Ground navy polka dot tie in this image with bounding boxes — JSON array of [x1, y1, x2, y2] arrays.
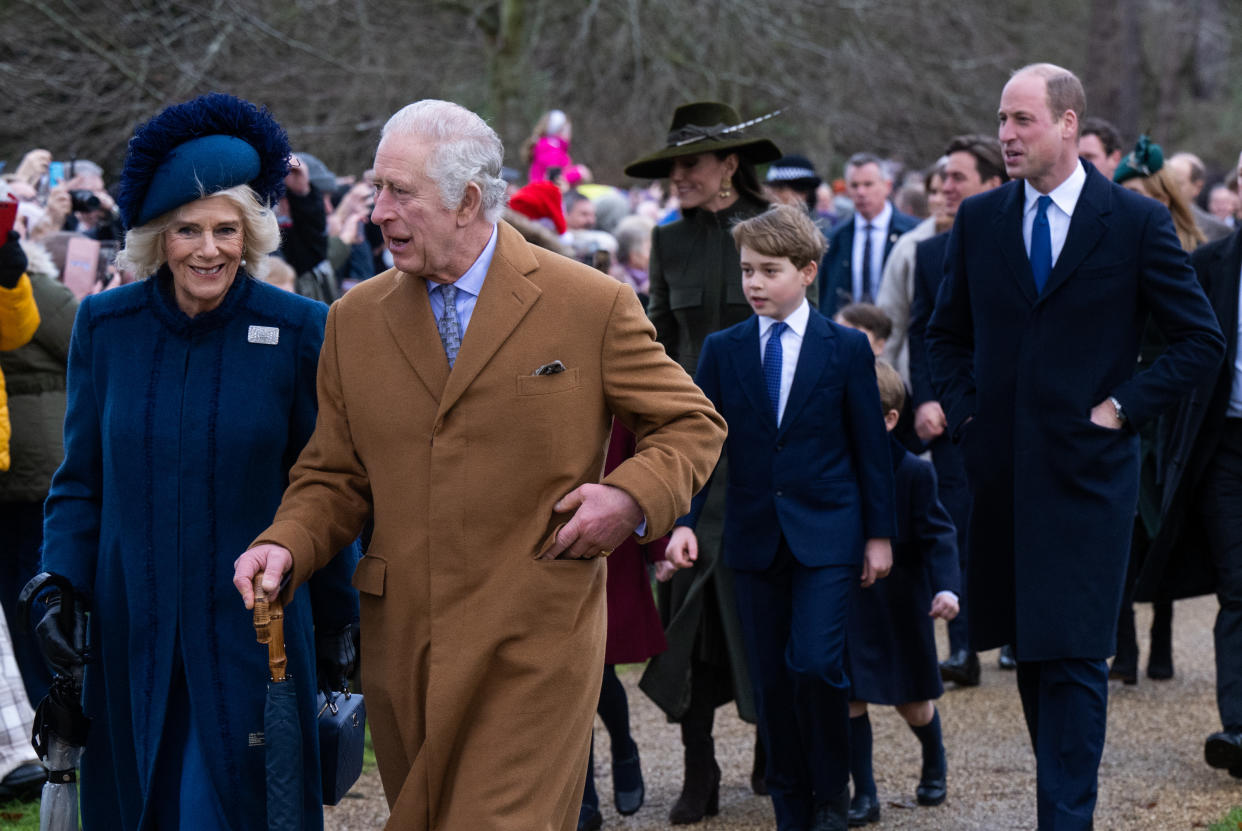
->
[[764, 321, 786, 420]]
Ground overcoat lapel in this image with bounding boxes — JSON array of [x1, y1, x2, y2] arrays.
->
[[1040, 170, 1110, 301], [438, 223, 542, 418], [728, 317, 776, 431], [1211, 234, 1242, 371], [380, 271, 450, 400], [994, 183, 1038, 306], [780, 313, 832, 433]]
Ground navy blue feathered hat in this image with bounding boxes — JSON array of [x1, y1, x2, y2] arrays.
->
[[116, 93, 291, 229]]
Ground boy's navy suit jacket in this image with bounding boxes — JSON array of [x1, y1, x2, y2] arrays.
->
[[679, 309, 896, 571]]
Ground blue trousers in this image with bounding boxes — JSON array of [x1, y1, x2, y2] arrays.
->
[[734, 542, 853, 831], [1015, 657, 1108, 831]]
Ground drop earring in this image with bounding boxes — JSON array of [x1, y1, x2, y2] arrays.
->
[[718, 178, 733, 201]]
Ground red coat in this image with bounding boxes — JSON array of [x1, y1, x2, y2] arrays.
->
[[604, 424, 669, 664]]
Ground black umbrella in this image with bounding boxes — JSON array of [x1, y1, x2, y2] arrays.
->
[[253, 582, 304, 831], [18, 572, 90, 831]]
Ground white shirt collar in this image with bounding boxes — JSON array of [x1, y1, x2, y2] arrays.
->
[[758, 298, 810, 339], [856, 201, 893, 232], [1024, 161, 1087, 218], [427, 223, 498, 298]]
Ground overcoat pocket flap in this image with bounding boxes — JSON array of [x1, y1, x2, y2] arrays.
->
[[517, 368, 581, 396], [669, 287, 704, 309], [351, 556, 386, 596]]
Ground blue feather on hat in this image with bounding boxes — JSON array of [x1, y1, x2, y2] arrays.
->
[[116, 92, 291, 229]]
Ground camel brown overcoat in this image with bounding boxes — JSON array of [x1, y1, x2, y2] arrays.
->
[[255, 221, 726, 830]]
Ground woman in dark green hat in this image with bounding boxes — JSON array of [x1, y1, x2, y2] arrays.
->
[[628, 101, 779, 825]]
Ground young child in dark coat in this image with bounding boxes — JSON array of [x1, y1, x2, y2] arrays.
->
[[844, 360, 960, 826]]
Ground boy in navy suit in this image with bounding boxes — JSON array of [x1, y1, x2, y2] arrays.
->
[[666, 204, 896, 831], [844, 360, 960, 826]]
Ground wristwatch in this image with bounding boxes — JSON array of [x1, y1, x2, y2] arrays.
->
[[1108, 396, 1126, 426]]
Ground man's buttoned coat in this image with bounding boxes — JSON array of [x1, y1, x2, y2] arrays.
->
[[926, 163, 1223, 661], [254, 221, 726, 830]]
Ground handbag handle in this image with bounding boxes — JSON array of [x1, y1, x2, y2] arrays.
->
[[253, 579, 289, 682]]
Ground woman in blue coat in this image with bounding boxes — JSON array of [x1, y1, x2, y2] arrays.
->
[[39, 94, 359, 830]]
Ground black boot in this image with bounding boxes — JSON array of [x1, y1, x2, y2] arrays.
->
[[669, 692, 720, 826], [998, 644, 1018, 669], [751, 727, 768, 795], [1147, 600, 1174, 680], [668, 749, 720, 825], [1110, 601, 1138, 684]]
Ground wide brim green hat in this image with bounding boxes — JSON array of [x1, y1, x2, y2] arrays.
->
[[624, 101, 782, 180]]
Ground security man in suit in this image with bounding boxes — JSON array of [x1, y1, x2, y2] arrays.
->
[[926, 63, 1223, 829], [819, 153, 918, 316]]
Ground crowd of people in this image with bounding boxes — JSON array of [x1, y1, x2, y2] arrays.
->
[[0, 58, 1240, 831]]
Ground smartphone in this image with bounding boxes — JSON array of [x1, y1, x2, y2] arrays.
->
[[47, 161, 65, 189]]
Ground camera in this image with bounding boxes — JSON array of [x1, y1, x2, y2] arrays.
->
[[70, 190, 101, 213]]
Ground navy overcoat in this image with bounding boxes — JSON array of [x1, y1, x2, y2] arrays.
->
[[926, 163, 1223, 661], [42, 271, 359, 830], [847, 437, 958, 705]]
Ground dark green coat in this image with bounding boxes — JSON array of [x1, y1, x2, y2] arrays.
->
[[0, 268, 77, 502], [640, 198, 764, 722]]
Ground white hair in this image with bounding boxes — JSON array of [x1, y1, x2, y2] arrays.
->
[[381, 100, 508, 224], [117, 185, 279, 280]]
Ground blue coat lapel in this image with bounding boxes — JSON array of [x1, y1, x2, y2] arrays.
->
[[728, 317, 777, 430], [994, 181, 1038, 306], [780, 311, 833, 434], [1040, 167, 1111, 302]]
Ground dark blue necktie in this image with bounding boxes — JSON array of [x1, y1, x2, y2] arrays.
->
[[764, 321, 786, 420], [1030, 195, 1052, 293], [861, 224, 875, 301]]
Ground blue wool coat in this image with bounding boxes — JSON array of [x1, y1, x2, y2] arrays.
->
[[926, 164, 1223, 660], [847, 437, 959, 705], [42, 270, 359, 830]]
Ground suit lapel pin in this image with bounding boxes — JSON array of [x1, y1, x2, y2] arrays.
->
[[248, 325, 280, 345]]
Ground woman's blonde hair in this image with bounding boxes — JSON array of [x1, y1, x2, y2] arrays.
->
[[117, 184, 281, 280], [1128, 169, 1206, 252]]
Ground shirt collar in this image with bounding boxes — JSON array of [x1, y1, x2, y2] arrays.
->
[[758, 298, 810, 339], [856, 201, 892, 232], [426, 223, 498, 298], [1024, 161, 1086, 217]]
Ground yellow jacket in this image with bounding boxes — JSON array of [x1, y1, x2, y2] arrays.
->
[[0, 274, 41, 470]]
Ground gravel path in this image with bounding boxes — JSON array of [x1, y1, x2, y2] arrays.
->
[[326, 594, 1241, 829]]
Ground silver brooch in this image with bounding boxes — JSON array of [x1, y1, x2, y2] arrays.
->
[[248, 325, 280, 345]]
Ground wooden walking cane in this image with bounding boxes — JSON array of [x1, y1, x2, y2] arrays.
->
[[253, 579, 288, 682]]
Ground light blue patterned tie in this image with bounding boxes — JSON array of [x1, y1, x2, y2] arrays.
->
[[1030, 195, 1052, 293], [436, 283, 461, 368], [764, 321, 786, 421]]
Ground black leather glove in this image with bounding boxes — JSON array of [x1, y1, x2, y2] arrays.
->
[[34, 592, 89, 689], [0, 231, 27, 289], [316, 621, 359, 695]]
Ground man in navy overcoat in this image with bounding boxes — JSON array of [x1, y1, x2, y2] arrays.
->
[[926, 63, 1224, 830]]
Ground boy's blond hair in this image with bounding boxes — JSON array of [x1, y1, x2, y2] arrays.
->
[[875, 359, 905, 415], [731, 204, 827, 268]]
